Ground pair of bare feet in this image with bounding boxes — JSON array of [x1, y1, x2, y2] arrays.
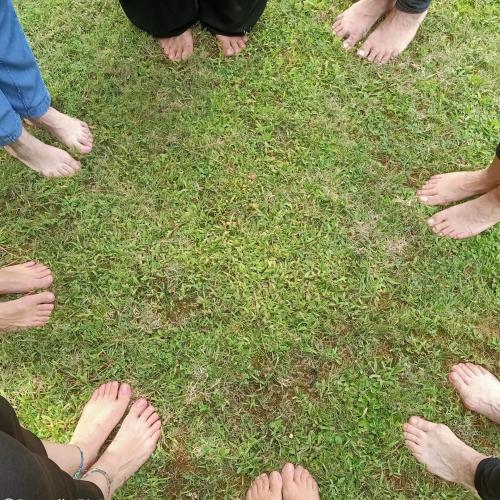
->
[[246, 463, 320, 500], [0, 261, 55, 332], [404, 363, 500, 493], [159, 29, 248, 61], [332, 0, 427, 63], [44, 382, 160, 499], [4, 107, 93, 177], [418, 154, 500, 239]]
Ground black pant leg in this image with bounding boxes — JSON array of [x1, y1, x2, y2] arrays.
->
[[396, 0, 431, 13], [0, 395, 47, 455], [199, 0, 268, 36], [475, 457, 500, 500], [496, 142, 500, 160], [118, 0, 197, 38], [0, 396, 103, 500]]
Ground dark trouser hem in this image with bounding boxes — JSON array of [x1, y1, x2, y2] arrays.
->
[[201, 23, 246, 36], [119, 0, 196, 38], [0, 396, 104, 500], [395, 0, 431, 13], [474, 457, 500, 500], [119, 0, 267, 38], [496, 141, 500, 160], [200, 0, 267, 36]]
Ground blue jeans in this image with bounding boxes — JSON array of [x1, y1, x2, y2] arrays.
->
[[0, 0, 51, 147]]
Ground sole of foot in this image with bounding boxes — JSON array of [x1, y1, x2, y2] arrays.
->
[[215, 34, 248, 56], [427, 186, 500, 239], [332, 0, 395, 50], [0, 292, 55, 332], [159, 29, 194, 61], [5, 127, 81, 177], [418, 169, 500, 206], [70, 382, 132, 468], [403, 416, 485, 491], [449, 363, 500, 424], [246, 471, 282, 500], [0, 262, 53, 294], [27, 107, 93, 155], [357, 7, 427, 63], [87, 399, 161, 497], [281, 463, 320, 500]]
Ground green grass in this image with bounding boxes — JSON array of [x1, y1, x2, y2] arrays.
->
[[1, 0, 499, 498]]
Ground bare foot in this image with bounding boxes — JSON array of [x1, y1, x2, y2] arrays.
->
[[5, 128, 81, 177], [332, 0, 395, 50], [246, 471, 282, 500], [418, 170, 500, 206], [357, 7, 427, 63], [0, 292, 55, 332], [70, 382, 132, 468], [159, 29, 194, 62], [281, 463, 320, 500], [84, 399, 161, 497], [403, 416, 485, 491], [0, 262, 53, 294], [216, 34, 248, 56], [449, 363, 500, 424], [27, 107, 93, 154], [427, 186, 500, 239]]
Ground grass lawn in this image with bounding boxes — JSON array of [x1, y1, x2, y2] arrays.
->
[[1, 0, 499, 498]]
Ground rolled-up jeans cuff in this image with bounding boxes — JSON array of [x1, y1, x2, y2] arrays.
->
[[18, 91, 51, 119], [0, 113, 22, 147]]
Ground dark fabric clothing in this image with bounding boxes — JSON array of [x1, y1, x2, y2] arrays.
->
[[496, 142, 500, 160], [119, 0, 267, 38], [0, 396, 103, 500], [396, 0, 431, 14], [475, 457, 500, 500]]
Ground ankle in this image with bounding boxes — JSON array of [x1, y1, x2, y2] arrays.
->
[[70, 439, 98, 469], [6, 128, 32, 152], [30, 107, 58, 127], [486, 156, 500, 183], [88, 454, 120, 497], [462, 450, 487, 491], [488, 185, 500, 206]]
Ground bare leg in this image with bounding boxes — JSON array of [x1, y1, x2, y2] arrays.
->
[[42, 442, 86, 476]]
